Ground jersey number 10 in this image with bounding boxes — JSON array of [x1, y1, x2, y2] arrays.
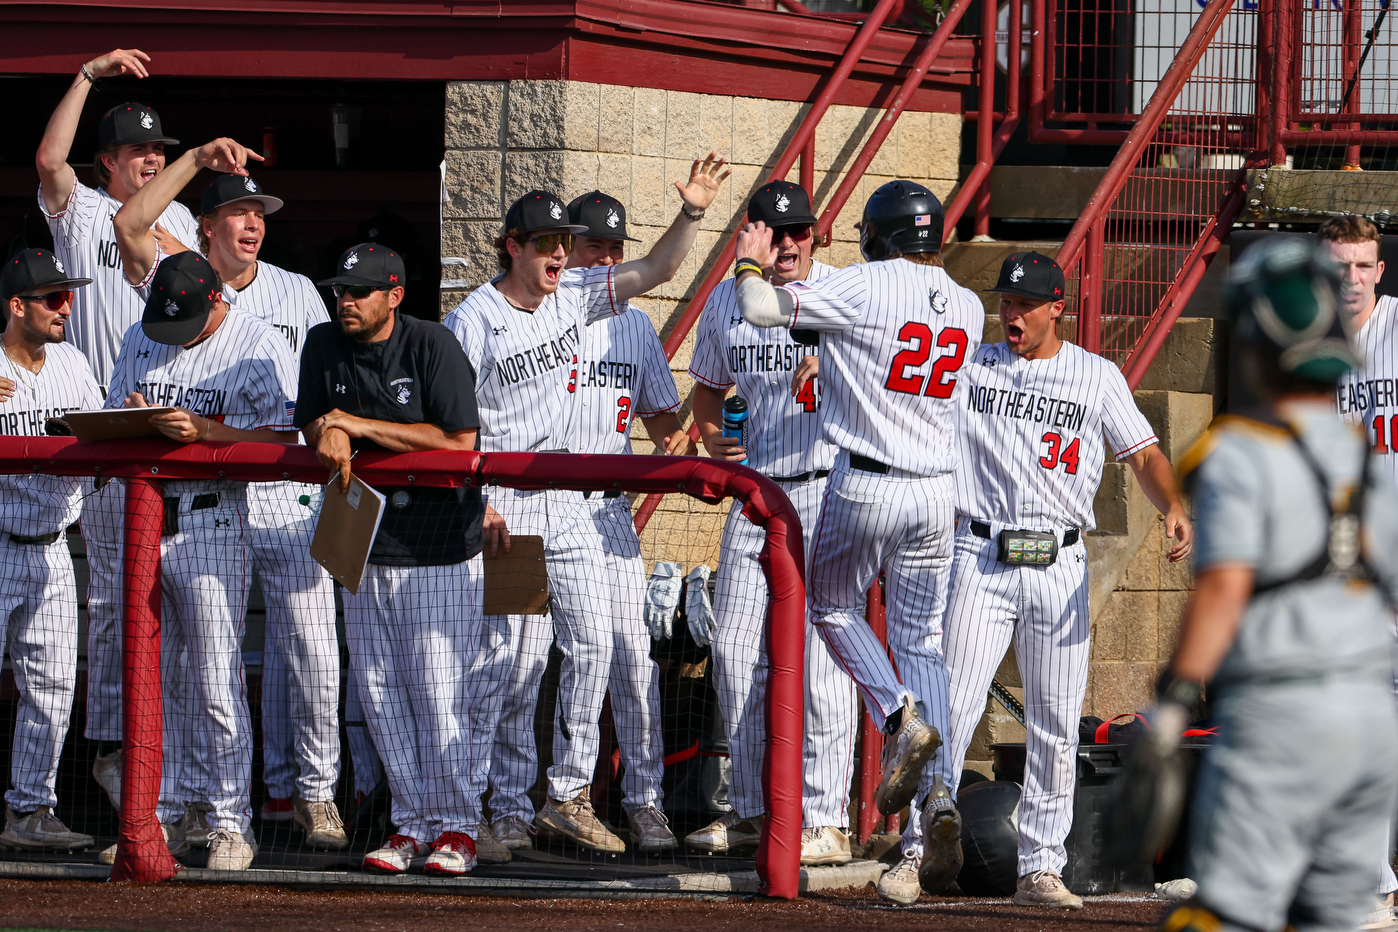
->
[[884, 325, 969, 398], [1371, 414, 1398, 454]]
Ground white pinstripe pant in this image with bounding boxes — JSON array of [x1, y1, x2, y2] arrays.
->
[[936, 525, 1090, 875], [0, 533, 79, 812], [807, 455, 956, 849], [345, 558, 483, 841], [712, 476, 858, 828]]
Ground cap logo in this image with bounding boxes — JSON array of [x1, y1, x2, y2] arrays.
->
[[344, 252, 360, 270], [549, 201, 563, 221], [775, 194, 790, 213], [51, 256, 66, 275], [244, 177, 257, 192], [930, 289, 948, 314], [1009, 263, 1025, 283], [606, 209, 620, 229], [140, 112, 154, 130], [163, 299, 180, 318]]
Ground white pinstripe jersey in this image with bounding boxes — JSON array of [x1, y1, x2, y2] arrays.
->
[[39, 180, 200, 388], [690, 260, 838, 477], [1336, 295, 1398, 486], [221, 260, 331, 528], [572, 306, 680, 455], [444, 266, 621, 453], [105, 307, 298, 497], [955, 340, 1157, 531], [0, 341, 102, 536], [780, 259, 983, 475]]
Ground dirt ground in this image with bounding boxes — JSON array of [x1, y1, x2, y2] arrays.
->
[[0, 881, 1171, 932]]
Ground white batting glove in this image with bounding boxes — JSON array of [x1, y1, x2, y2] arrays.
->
[[685, 564, 716, 649], [645, 562, 684, 640]]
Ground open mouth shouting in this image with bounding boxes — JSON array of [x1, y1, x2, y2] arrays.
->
[[1005, 319, 1026, 345], [773, 248, 800, 276], [543, 260, 563, 285], [139, 168, 158, 184]]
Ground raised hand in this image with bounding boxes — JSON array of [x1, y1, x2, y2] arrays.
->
[[192, 137, 264, 176], [675, 152, 731, 213], [735, 221, 777, 270], [85, 49, 151, 81], [151, 223, 189, 258]]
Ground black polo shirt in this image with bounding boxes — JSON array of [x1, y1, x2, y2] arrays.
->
[[295, 313, 483, 566]]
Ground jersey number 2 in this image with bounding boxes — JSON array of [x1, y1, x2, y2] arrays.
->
[[616, 396, 632, 434], [884, 325, 968, 398], [1039, 432, 1080, 474]]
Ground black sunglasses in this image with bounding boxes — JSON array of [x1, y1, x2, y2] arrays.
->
[[332, 284, 388, 300], [20, 290, 73, 311]]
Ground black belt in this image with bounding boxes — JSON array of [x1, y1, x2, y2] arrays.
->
[[582, 489, 622, 500], [8, 531, 60, 546], [970, 520, 1080, 548], [848, 454, 890, 474], [768, 469, 831, 483]]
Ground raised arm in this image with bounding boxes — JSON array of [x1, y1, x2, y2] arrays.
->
[[36, 49, 151, 214], [113, 137, 261, 285], [610, 153, 730, 305]]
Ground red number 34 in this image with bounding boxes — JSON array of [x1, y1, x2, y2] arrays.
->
[[1039, 431, 1080, 474], [884, 324, 969, 398]]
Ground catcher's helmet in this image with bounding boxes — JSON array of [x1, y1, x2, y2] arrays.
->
[[859, 180, 945, 262], [1227, 237, 1358, 384]]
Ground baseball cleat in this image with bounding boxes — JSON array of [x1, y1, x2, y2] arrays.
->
[[473, 822, 512, 865], [490, 815, 536, 851], [1359, 894, 1398, 932], [625, 805, 678, 854], [259, 797, 294, 822], [92, 749, 122, 811], [876, 853, 922, 906], [917, 776, 963, 894], [363, 834, 429, 873], [799, 826, 852, 866], [1013, 870, 1083, 909], [98, 822, 189, 865], [172, 802, 214, 849], [423, 831, 476, 876], [684, 810, 765, 855], [205, 829, 257, 871], [293, 798, 348, 849], [1, 806, 94, 850], [876, 696, 940, 815], [535, 791, 626, 854]]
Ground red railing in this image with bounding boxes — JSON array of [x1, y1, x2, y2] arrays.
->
[[0, 439, 808, 898]]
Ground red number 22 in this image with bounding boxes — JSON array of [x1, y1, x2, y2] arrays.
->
[[884, 324, 969, 398]]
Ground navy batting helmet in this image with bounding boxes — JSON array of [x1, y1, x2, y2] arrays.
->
[[858, 180, 945, 262]]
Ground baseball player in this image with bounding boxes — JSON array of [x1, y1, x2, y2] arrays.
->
[[1319, 217, 1398, 929], [111, 135, 301, 869], [0, 250, 99, 852], [934, 252, 1191, 909], [553, 190, 691, 853], [128, 164, 343, 848], [35, 49, 200, 810], [685, 180, 858, 866], [444, 155, 729, 856], [1156, 238, 1398, 932], [733, 180, 982, 905], [297, 243, 485, 877]]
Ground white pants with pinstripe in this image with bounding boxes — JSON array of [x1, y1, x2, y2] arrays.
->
[[936, 523, 1090, 875], [806, 454, 956, 852], [712, 476, 858, 828]]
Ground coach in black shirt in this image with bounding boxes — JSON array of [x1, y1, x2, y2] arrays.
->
[[295, 243, 486, 877]]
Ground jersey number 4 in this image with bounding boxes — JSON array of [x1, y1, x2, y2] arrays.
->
[[884, 325, 968, 398], [795, 377, 818, 412], [1039, 432, 1080, 474]]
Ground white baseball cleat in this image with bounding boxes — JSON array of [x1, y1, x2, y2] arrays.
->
[[1014, 870, 1084, 909], [205, 829, 257, 871], [490, 815, 536, 851], [293, 798, 348, 850], [917, 776, 963, 894], [625, 805, 678, 854], [799, 826, 852, 866], [423, 831, 477, 876], [876, 853, 922, 906], [1, 807, 94, 850], [92, 750, 122, 811], [876, 696, 940, 815], [363, 834, 428, 873], [684, 810, 765, 855]]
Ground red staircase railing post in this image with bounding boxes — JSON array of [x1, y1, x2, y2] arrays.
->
[[972, 0, 996, 240], [111, 477, 181, 882], [1342, 0, 1363, 169], [856, 581, 886, 843], [1269, 0, 1294, 167]]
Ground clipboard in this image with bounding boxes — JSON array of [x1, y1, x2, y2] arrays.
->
[[60, 408, 179, 441], [484, 535, 549, 615], [309, 473, 386, 595]]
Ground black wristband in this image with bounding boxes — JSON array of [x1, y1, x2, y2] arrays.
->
[[1156, 670, 1202, 709]]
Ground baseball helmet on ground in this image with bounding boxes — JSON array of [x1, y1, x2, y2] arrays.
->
[[1227, 237, 1358, 384], [858, 180, 945, 262], [954, 780, 1021, 896]]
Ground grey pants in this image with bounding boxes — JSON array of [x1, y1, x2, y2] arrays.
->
[[1188, 678, 1398, 932]]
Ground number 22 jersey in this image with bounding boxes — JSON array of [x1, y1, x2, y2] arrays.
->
[[954, 340, 1157, 531]]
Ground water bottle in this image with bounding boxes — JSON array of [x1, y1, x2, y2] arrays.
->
[[722, 395, 750, 466]]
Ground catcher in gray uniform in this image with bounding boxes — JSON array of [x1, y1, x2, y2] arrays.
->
[[1150, 239, 1398, 932]]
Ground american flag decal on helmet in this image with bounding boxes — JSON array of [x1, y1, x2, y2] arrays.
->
[[914, 214, 932, 226]]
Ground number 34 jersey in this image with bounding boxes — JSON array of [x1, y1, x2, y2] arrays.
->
[[955, 340, 1157, 532], [782, 258, 983, 476]]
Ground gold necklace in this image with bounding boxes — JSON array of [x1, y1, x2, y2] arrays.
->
[[1, 342, 39, 392]]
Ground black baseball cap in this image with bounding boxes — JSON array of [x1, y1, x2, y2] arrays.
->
[[317, 243, 406, 288], [567, 191, 639, 242], [988, 251, 1066, 302], [2, 249, 92, 301], [201, 173, 284, 216], [98, 103, 179, 149], [747, 180, 818, 227], [142, 252, 222, 346], [504, 190, 587, 237]]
